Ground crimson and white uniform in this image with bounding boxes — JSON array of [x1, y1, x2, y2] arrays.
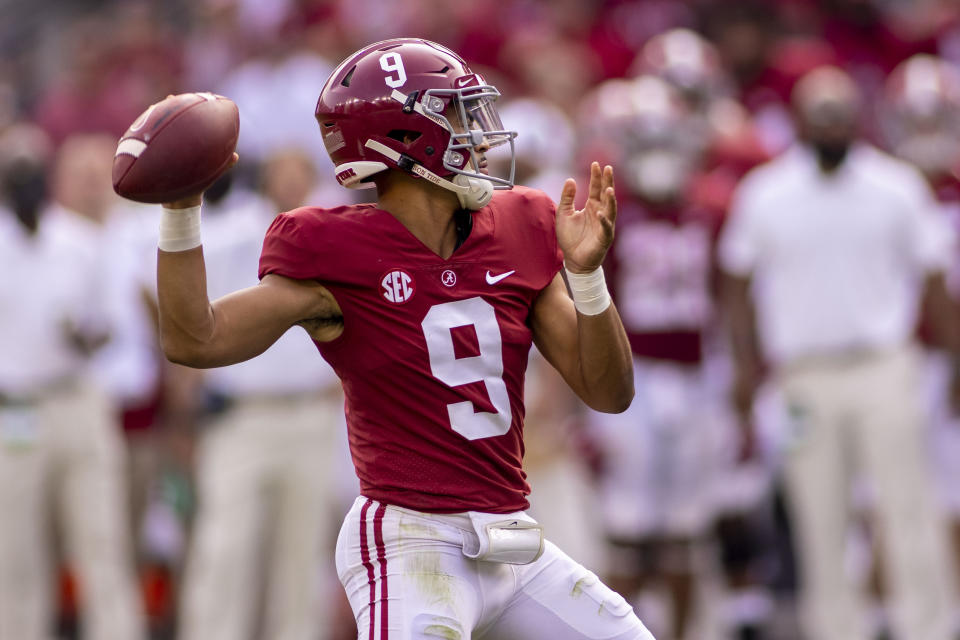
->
[[259, 187, 652, 639], [586, 198, 728, 542]]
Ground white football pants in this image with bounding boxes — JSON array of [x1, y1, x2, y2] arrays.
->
[[0, 380, 145, 640], [336, 496, 656, 639], [779, 346, 956, 640], [178, 391, 344, 640]]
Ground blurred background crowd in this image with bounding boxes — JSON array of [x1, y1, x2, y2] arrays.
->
[[4, 0, 960, 639]]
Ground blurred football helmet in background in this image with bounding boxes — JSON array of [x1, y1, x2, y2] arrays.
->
[[578, 76, 699, 203], [315, 38, 517, 209], [882, 54, 960, 179], [635, 28, 729, 110]]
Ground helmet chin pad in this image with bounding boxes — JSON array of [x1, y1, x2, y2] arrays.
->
[[452, 174, 493, 210]]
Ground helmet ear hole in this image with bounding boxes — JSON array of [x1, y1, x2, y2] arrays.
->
[[386, 130, 423, 144]]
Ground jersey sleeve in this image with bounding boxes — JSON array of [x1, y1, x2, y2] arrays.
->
[[897, 167, 955, 273], [258, 209, 326, 281]]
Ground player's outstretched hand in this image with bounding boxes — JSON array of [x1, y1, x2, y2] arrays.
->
[[556, 162, 617, 273], [162, 152, 239, 209]]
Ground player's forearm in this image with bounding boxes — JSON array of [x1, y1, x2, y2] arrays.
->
[[533, 272, 634, 413], [922, 272, 960, 357], [722, 273, 763, 378], [157, 246, 218, 366], [574, 304, 634, 413]]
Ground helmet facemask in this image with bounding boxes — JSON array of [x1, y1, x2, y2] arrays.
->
[[419, 83, 517, 190]]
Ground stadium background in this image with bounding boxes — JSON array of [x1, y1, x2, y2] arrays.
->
[[2, 0, 960, 639]]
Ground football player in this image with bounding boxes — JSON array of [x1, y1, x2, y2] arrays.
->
[[882, 53, 960, 635], [153, 39, 652, 639], [576, 75, 733, 640]]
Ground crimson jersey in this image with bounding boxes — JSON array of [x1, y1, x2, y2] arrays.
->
[[604, 198, 723, 365], [258, 187, 562, 513]]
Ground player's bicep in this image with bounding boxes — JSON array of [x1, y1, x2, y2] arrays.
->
[[530, 273, 588, 398], [199, 274, 340, 367]]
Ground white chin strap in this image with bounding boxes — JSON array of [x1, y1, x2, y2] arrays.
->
[[364, 139, 493, 210], [450, 174, 494, 210]]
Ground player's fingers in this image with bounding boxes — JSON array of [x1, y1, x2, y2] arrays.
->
[[587, 161, 602, 202], [603, 164, 615, 194], [227, 152, 240, 169], [601, 186, 617, 224], [558, 178, 577, 212]]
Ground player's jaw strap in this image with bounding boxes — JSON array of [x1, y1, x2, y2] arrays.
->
[[363, 139, 493, 210]]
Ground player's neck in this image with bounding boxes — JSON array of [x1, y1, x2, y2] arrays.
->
[[377, 172, 461, 259]]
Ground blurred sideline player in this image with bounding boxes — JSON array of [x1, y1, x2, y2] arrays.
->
[[575, 75, 728, 640], [635, 28, 770, 216], [152, 38, 652, 638], [637, 30, 779, 640], [882, 53, 960, 633], [0, 130, 145, 640], [177, 148, 347, 640]]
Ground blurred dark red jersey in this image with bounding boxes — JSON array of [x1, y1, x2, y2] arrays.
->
[[604, 198, 724, 365], [259, 187, 562, 513]]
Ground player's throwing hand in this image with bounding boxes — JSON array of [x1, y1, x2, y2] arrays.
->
[[556, 162, 617, 273]]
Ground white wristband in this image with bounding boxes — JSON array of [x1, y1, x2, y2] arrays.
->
[[564, 266, 611, 316], [158, 205, 202, 252]]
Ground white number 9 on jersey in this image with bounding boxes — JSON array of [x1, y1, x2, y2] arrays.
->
[[421, 298, 512, 440], [379, 52, 407, 89]]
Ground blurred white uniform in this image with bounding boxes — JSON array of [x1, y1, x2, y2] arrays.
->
[[0, 206, 145, 640], [218, 52, 334, 172], [178, 195, 346, 640], [87, 204, 162, 408], [720, 143, 956, 640]]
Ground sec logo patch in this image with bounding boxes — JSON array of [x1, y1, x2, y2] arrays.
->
[[381, 269, 415, 304]]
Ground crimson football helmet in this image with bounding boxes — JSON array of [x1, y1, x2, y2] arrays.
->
[[315, 38, 517, 210]]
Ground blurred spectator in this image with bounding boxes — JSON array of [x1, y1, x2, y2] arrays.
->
[[33, 10, 180, 147], [720, 65, 958, 640], [215, 30, 334, 171], [177, 147, 347, 640], [0, 130, 145, 640], [499, 29, 601, 119]]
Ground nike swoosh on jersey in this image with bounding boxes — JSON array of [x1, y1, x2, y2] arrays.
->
[[485, 270, 516, 285]]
